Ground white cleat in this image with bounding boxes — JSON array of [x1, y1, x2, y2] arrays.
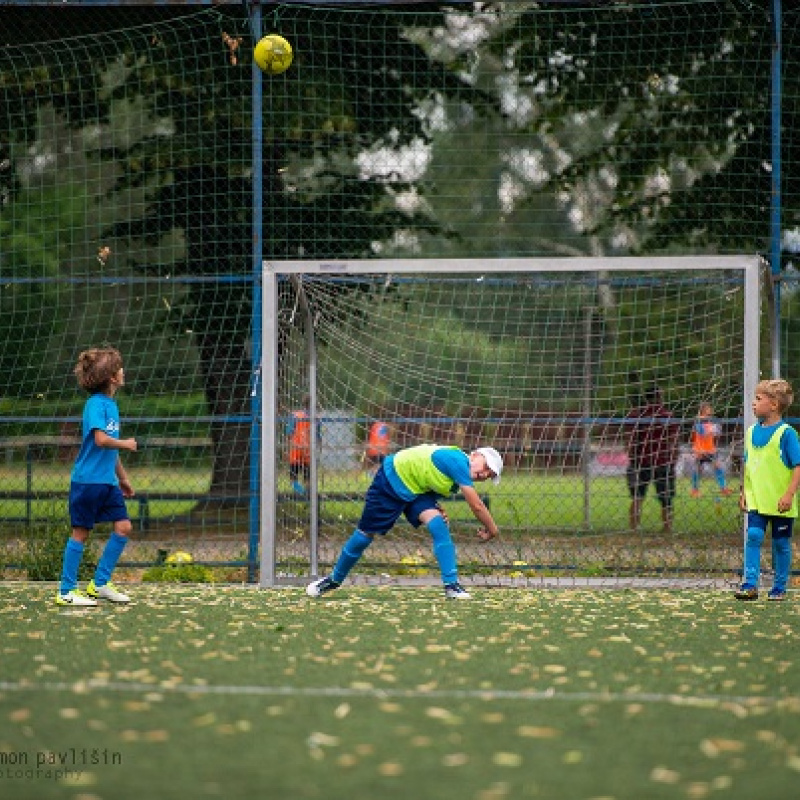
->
[[444, 582, 471, 600], [306, 576, 341, 597], [87, 580, 130, 603], [55, 590, 98, 607]]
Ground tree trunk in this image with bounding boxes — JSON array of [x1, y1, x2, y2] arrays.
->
[[196, 330, 253, 506]]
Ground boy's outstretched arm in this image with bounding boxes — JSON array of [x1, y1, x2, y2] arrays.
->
[[461, 485, 500, 541]]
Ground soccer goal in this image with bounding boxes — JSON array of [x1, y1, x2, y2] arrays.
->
[[260, 256, 760, 588]]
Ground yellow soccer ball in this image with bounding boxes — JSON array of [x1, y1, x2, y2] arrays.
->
[[165, 551, 193, 565], [254, 34, 293, 75]]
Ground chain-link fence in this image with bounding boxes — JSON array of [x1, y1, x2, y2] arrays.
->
[[1, 2, 798, 585]]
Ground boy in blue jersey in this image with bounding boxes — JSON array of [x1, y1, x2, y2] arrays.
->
[[307, 444, 503, 600], [56, 347, 138, 606], [735, 379, 800, 601]]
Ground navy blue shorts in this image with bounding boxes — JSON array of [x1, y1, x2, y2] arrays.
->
[[747, 511, 794, 539], [69, 483, 129, 530], [357, 467, 442, 535]]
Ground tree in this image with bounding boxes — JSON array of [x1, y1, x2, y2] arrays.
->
[[416, 1, 796, 258]]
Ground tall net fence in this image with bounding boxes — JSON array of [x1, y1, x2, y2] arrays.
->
[[1, 8, 258, 575], [0, 1, 797, 582]]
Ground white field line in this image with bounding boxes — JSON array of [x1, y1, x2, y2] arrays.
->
[[0, 680, 793, 710]]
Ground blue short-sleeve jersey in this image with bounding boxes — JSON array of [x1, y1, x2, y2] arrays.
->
[[71, 393, 120, 485]]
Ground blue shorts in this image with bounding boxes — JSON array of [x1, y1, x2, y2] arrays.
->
[[69, 483, 129, 530], [357, 467, 442, 535], [747, 511, 794, 539]]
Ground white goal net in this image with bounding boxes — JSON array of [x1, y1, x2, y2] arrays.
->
[[260, 257, 759, 588]]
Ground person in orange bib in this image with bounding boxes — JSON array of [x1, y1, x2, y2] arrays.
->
[[364, 420, 392, 477], [690, 403, 731, 497], [287, 406, 312, 495]]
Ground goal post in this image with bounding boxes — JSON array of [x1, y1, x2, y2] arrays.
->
[[261, 256, 760, 588]]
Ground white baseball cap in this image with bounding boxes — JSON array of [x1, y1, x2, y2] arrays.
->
[[475, 447, 503, 485]]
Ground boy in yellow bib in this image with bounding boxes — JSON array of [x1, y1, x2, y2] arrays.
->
[[735, 380, 800, 601], [307, 444, 503, 600]]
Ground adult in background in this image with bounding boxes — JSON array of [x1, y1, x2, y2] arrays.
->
[[626, 382, 680, 534]]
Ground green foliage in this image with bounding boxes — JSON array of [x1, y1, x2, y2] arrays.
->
[[21, 522, 98, 582], [142, 563, 216, 583]]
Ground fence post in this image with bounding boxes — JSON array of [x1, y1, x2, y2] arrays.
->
[[248, 0, 264, 584], [770, 0, 782, 378], [25, 443, 33, 526]]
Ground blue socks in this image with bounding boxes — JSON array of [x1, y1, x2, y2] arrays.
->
[[743, 524, 792, 591], [772, 536, 792, 593], [330, 518, 458, 587], [743, 525, 765, 588], [692, 468, 727, 491], [59, 538, 84, 595], [427, 515, 458, 585], [93, 532, 128, 588], [332, 530, 372, 584]]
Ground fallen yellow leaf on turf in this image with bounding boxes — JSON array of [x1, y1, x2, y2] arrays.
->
[[307, 732, 339, 747], [517, 725, 560, 738], [493, 752, 522, 767], [650, 767, 680, 784], [411, 736, 432, 747], [686, 782, 710, 798], [700, 738, 745, 758], [425, 707, 455, 720]]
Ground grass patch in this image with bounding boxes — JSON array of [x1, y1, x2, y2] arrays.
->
[[0, 583, 797, 799]]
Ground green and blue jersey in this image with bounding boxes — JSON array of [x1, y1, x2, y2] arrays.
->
[[743, 420, 800, 517], [384, 444, 473, 501]]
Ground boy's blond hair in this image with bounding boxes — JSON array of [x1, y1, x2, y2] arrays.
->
[[756, 379, 794, 413], [74, 347, 123, 393]]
